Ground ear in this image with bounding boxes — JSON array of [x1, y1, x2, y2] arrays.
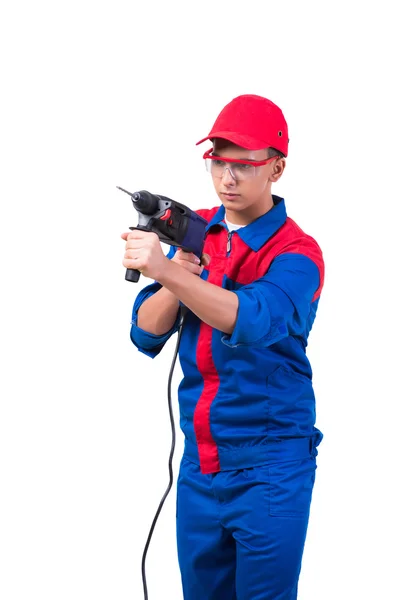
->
[[270, 158, 286, 183]]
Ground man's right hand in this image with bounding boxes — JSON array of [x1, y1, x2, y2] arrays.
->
[[171, 249, 211, 276]]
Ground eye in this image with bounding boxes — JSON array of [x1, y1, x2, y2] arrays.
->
[[212, 159, 226, 167], [235, 163, 252, 171]]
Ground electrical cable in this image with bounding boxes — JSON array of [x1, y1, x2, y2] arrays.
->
[[141, 306, 188, 600]]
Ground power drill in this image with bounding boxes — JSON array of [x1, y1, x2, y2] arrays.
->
[[117, 187, 208, 282]]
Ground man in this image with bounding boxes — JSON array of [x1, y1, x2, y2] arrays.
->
[[121, 94, 325, 599]]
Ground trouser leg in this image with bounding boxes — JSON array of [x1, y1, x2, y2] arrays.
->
[[214, 458, 316, 600], [176, 457, 236, 600]]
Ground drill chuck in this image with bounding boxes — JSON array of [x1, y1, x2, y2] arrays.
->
[[132, 191, 159, 215]]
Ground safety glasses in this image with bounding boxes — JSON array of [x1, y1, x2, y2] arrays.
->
[[203, 148, 279, 180]]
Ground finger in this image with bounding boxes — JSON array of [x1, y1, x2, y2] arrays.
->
[[186, 252, 200, 265], [122, 257, 142, 269], [126, 230, 158, 242], [188, 264, 203, 275], [175, 249, 192, 259], [125, 239, 145, 250], [125, 231, 143, 241], [177, 261, 203, 275], [173, 250, 199, 264], [201, 253, 211, 266], [124, 249, 142, 260]]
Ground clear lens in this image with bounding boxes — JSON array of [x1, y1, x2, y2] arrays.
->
[[204, 158, 256, 180]]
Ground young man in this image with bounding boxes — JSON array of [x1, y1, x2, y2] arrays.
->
[[121, 94, 325, 599]]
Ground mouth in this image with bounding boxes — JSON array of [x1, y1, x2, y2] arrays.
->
[[221, 192, 240, 199]]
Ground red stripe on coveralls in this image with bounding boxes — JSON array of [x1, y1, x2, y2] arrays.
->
[[192, 223, 228, 475], [193, 322, 221, 474]]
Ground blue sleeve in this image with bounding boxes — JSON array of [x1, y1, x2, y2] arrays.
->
[[221, 253, 320, 348], [129, 245, 181, 358]]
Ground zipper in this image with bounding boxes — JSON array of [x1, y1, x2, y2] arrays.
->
[[227, 230, 233, 255]]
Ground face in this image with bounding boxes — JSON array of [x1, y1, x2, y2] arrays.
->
[[209, 139, 286, 224]]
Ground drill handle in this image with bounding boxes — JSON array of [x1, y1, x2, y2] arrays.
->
[[125, 268, 141, 283], [125, 225, 152, 283]]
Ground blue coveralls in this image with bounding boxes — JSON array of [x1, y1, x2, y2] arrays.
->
[[130, 196, 324, 599]]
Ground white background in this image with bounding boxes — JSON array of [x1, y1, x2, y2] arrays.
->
[[0, 1, 399, 599]]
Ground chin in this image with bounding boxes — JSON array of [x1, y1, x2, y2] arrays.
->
[[219, 194, 242, 206]]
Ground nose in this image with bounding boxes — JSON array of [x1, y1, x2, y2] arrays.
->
[[221, 166, 236, 185]]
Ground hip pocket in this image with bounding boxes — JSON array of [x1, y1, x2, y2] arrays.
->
[[268, 458, 316, 517]]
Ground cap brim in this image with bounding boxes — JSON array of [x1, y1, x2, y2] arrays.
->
[[195, 131, 270, 150]]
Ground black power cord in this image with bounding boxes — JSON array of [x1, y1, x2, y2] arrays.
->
[[141, 306, 188, 599]]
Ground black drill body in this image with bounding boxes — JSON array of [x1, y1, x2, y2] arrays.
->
[[118, 187, 208, 282]]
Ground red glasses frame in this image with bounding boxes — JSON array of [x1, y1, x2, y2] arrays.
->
[[203, 147, 279, 167]]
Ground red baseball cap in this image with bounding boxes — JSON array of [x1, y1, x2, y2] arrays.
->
[[196, 94, 289, 157]]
